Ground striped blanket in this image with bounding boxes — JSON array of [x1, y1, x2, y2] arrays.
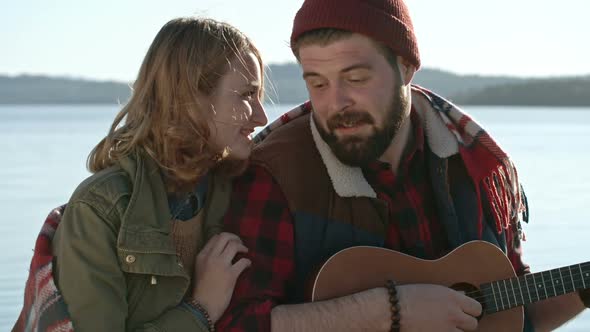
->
[[256, 85, 527, 237], [12, 205, 73, 332]]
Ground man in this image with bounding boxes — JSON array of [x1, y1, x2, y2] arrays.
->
[[217, 0, 588, 331]]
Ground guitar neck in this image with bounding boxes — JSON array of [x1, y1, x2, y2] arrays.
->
[[480, 261, 590, 314]]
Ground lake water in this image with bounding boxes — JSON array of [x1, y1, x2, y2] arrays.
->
[[1, 104, 590, 331]]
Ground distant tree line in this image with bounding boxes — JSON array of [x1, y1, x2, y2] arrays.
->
[[451, 78, 590, 107], [0, 75, 131, 104], [1, 65, 589, 107]]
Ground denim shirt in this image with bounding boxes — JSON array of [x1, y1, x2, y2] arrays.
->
[[168, 174, 210, 222]]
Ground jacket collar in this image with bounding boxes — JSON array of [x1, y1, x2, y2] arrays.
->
[[309, 89, 460, 198], [117, 150, 174, 252]]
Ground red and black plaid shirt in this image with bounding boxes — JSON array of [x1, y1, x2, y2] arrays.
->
[[218, 111, 525, 331], [362, 110, 448, 260], [219, 164, 295, 331]]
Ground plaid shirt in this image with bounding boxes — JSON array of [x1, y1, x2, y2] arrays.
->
[[218, 165, 295, 331], [362, 110, 448, 260], [218, 110, 528, 331]]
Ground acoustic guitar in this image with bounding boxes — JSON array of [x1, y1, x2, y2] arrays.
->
[[308, 241, 589, 331]]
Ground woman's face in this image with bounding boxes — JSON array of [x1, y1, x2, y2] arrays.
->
[[208, 51, 268, 160]]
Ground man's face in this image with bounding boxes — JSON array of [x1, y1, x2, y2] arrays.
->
[[299, 33, 410, 166]]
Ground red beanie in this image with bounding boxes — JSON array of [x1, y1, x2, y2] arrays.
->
[[291, 0, 421, 69]]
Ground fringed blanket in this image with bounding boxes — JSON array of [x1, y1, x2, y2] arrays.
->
[[256, 85, 526, 237], [12, 205, 73, 332]]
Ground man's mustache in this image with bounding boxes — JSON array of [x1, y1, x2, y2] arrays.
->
[[327, 111, 374, 131]]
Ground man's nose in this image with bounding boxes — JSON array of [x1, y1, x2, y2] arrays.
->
[[327, 83, 353, 113]]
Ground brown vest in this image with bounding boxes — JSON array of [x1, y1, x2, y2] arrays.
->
[[251, 114, 389, 238]]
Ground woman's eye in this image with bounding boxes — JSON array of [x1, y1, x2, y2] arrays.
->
[[242, 90, 257, 99], [307, 81, 325, 89]]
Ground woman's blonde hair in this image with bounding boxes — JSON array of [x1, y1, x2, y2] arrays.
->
[[88, 17, 263, 191]]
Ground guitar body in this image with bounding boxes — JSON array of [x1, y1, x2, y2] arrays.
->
[[308, 241, 523, 332]]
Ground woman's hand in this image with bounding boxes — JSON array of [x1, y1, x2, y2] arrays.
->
[[191, 232, 251, 322]]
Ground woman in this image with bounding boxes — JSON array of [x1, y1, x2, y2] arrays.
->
[[16, 17, 267, 332]]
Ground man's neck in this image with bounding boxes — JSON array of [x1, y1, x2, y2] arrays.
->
[[378, 116, 413, 174]]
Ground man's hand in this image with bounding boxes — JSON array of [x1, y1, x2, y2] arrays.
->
[[397, 284, 482, 332], [271, 283, 482, 332]]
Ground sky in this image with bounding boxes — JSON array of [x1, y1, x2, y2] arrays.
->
[[1, 0, 588, 82]]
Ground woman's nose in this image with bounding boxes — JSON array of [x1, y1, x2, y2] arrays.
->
[[251, 101, 268, 127]]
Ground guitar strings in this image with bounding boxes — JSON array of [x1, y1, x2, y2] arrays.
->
[[463, 263, 590, 300], [458, 273, 590, 313], [463, 273, 590, 299]]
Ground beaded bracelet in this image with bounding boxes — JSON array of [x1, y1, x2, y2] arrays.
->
[[579, 289, 590, 308], [385, 279, 401, 332], [187, 298, 216, 332]]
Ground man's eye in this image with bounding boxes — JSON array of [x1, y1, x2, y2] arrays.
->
[[348, 76, 368, 83]]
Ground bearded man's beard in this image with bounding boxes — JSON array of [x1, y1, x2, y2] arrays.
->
[[314, 87, 409, 167]]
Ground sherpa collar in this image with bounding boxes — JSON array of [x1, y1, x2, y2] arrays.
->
[[255, 84, 522, 236], [309, 87, 460, 198], [309, 114, 377, 198]]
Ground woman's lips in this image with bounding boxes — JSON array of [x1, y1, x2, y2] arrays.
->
[[240, 128, 255, 138]]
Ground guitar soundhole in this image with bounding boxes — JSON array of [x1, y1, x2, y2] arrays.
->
[[451, 282, 485, 321]]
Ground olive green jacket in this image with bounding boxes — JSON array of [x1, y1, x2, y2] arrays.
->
[[52, 151, 229, 332]]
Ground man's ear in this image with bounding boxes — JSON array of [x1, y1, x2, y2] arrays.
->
[[397, 56, 417, 85]]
